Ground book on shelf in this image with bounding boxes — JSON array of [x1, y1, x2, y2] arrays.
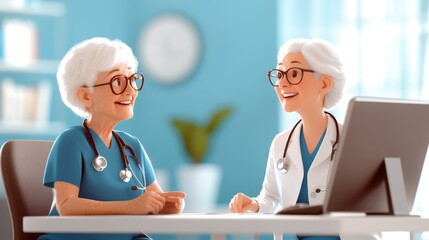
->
[[0, 78, 52, 126], [2, 18, 38, 66]]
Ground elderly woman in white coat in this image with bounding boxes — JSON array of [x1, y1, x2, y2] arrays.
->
[[229, 38, 379, 240]]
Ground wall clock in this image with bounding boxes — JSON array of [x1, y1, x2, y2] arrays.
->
[[138, 14, 201, 84]]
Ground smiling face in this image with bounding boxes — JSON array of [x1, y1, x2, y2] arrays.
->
[[78, 63, 138, 125], [275, 52, 328, 115]]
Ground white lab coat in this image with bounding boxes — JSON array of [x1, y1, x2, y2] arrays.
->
[[255, 116, 380, 240]]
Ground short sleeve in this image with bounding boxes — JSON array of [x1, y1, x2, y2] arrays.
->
[[43, 129, 83, 188], [139, 142, 156, 186]]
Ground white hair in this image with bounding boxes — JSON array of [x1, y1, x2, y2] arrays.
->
[[57, 37, 138, 117], [277, 38, 346, 109]]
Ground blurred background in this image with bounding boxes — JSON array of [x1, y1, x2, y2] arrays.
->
[[0, 0, 428, 239]]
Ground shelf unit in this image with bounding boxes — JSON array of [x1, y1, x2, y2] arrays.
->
[[0, 1, 65, 16], [0, 120, 65, 135], [0, 59, 59, 74], [0, 1, 66, 135]]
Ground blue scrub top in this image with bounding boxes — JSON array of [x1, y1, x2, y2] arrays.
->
[[297, 127, 326, 204], [39, 126, 156, 240], [296, 127, 339, 240]]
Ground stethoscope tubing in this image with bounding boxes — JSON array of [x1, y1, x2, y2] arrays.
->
[[278, 112, 339, 172], [112, 131, 140, 169], [82, 120, 146, 190]]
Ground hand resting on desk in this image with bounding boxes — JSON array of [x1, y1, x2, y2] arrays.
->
[[113, 190, 186, 215], [229, 192, 259, 213], [158, 191, 186, 214]]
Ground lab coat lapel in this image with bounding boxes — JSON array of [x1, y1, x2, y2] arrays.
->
[[311, 117, 337, 168], [286, 122, 304, 172]]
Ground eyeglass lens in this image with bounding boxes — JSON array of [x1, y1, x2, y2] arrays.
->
[[111, 73, 144, 94], [269, 68, 305, 86]]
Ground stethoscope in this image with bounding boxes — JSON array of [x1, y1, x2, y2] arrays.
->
[[82, 120, 147, 191], [276, 112, 339, 196]]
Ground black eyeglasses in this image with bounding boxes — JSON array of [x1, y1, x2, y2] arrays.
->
[[88, 72, 144, 95], [267, 68, 315, 87]]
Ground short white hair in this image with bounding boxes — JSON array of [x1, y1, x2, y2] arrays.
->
[[277, 38, 346, 109], [57, 37, 138, 117]]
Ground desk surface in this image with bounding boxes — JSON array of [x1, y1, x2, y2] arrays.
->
[[24, 213, 429, 235]]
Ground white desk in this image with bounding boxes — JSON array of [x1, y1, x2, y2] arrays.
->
[[23, 213, 429, 240]]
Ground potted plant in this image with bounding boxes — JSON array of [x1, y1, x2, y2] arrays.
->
[[171, 106, 233, 212]]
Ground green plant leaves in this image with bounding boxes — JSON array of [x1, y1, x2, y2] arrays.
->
[[171, 106, 233, 164], [207, 107, 233, 134]]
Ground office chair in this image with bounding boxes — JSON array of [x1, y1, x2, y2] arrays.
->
[[0, 140, 53, 240]]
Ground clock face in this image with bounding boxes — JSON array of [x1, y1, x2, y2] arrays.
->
[[138, 14, 201, 84]]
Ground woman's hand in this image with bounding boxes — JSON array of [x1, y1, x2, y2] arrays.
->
[[229, 192, 259, 213], [132, 190, 166, 214], [144, 182, 186, 214], [159, 191, 186, 214]]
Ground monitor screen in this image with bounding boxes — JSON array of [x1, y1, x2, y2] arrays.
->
[[324, 97, 429, 214]]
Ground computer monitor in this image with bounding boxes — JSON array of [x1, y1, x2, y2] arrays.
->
[[323, 97, 429, 215]]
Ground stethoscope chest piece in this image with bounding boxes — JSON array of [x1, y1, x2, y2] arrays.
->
[[119, 168, 132, 182], [93, 156, 108, 172], [83, 120, 147, 189], [277, 157, 290, 174]]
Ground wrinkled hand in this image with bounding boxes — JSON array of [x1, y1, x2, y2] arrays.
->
[[133, 190, 166, 215], [159, 191, 186, 214], [229, 192, 258, 213]]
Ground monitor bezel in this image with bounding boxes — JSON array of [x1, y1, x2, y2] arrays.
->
[[323, 96, 429, 215]]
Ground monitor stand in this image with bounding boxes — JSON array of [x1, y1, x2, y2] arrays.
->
[[384, 157, 409, 215]]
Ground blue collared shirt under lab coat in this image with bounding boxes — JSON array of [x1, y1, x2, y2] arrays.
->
[[254, 116, 380, 240]]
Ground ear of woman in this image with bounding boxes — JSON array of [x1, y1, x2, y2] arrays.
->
[[77, 87, 93, 108], [320, 75, 333, 95]]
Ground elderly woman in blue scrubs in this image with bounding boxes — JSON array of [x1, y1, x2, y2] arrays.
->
[[39, 37, 185, 240], [229, 38, 379, 240]]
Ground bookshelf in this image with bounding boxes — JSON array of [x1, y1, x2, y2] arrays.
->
[[0, 1, 65, 16], [0, 1, 66, 135], [0, 59, 59, 74]]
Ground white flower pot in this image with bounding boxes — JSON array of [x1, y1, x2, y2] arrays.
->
[[177, 163, 222, 212]]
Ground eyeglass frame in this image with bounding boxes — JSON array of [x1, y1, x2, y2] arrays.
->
[[85, 72, 145, 95], [267, 67, 315, 87]]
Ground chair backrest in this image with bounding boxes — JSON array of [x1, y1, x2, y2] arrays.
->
[[0, 140, 53, 240]]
